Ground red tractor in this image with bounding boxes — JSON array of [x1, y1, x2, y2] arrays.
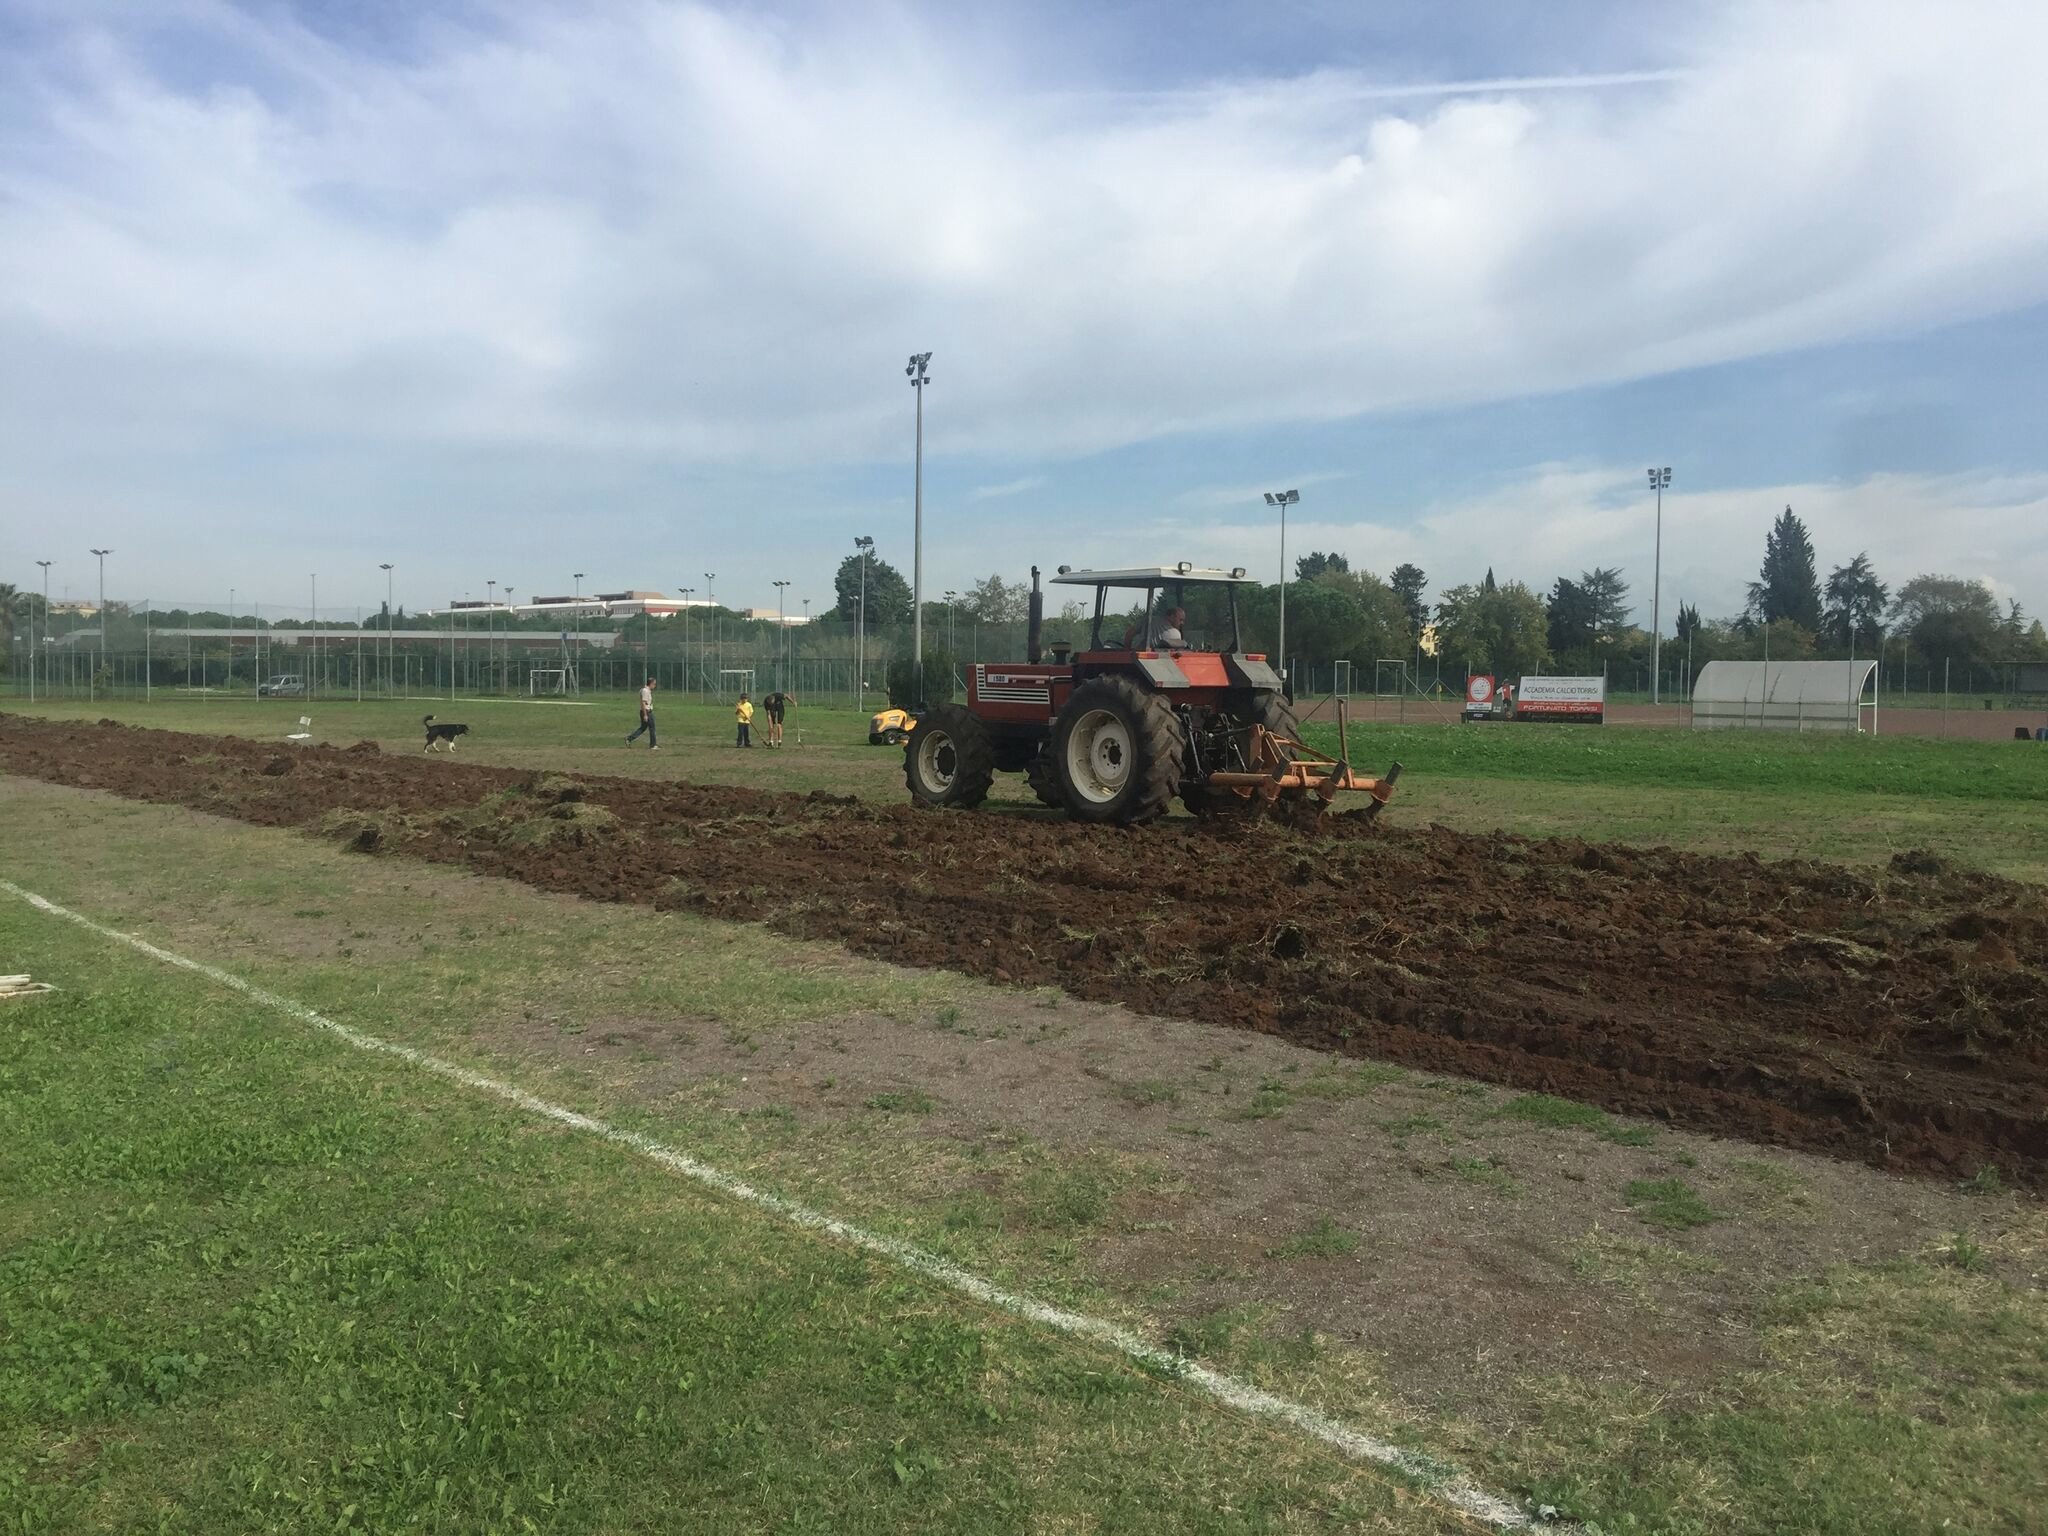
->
[[904, 564, 1401, 826]]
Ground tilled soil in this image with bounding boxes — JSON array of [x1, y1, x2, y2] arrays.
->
[[5, 713, 2045, 1187]]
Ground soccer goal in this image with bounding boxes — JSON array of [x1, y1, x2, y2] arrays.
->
[[1333, 659, 1353, 698], [1374, 659, 1410, 697], [718, 668, 756, 697], [529, 668, 571, 696]]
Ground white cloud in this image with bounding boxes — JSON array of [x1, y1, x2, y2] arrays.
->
[[1132, 465, 2048, 625], [966, 475, 1046, 501], [3, 0, 2046, 468]]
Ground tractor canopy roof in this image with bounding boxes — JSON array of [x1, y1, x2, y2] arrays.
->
[[1051, 564, 1254, 588]]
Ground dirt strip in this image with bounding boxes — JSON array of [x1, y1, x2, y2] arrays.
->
[[4, 713, 2044, 1187]]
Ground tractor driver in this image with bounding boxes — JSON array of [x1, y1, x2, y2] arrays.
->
[[1123, 603, 1192, 649]]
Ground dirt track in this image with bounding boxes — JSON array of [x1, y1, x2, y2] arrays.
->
[[5, 714, 2045, 1187]]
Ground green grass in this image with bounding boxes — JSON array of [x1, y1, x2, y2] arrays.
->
[[0, 908, 1460, 1534], [1296, 718, 2048, 803], [1624, 1177, 1722, 1230]]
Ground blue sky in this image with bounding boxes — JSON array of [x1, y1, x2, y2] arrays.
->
[[4, 0, 2047, 624]]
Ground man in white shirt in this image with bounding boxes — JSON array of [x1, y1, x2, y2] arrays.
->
[[1156, 606, 1189, 648], [625, 677, 659, 750]]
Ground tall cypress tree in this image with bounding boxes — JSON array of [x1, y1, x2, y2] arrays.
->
[[1747, 507, 1824, 631]]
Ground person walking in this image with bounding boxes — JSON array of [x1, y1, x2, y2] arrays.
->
[[734, 691, 754, 748], [761, 690, 793, 748], [626, 676, 659, 749]]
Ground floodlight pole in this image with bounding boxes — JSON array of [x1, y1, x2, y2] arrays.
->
[[1262, 491, 1299, 687], [309, 573, 317, 699], [33, 560, 51, 702], [89, 548, 112, 691], [1648, 467, 1672, 704], [906, 352, 931, 699], [854, 535, 873, 710], [573, 572, 585, 690], [380, 563, 395, 697], [773, 579, 791, 690]]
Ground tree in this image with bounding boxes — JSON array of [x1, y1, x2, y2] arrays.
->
[[1747, 506, 1824, 631], [1580, 567, 1631, 638], [1295, 550, 1349, 581], [1821, 553, 1888, 652], [830, 550, 911, 630], [1434, 580, 1551, 680], [1890, 574, 2001, 664], [1546, 577, 1594, 656], [1481, 567, 1498, 594], [962, 573, 1027, 623], [1674, 602, 1704, 643], [1388, 563, 1428, 637]]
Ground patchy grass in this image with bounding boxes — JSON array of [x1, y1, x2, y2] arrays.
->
[[865, 1088, 937, 1115], [1265, 1217, 1361, 1261], [1569, 1227, 1721, 1303], [1625, 1178, 1723, 1230], [1447, 1156, 1524, 1198]]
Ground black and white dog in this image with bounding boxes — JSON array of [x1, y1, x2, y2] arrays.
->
[[422, 714, 471, 753]]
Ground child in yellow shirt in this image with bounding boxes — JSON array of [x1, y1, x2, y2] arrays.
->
[[735, 693, 754, 748]]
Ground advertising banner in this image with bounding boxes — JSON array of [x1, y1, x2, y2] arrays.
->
[[1513, 675, 1605, 721]]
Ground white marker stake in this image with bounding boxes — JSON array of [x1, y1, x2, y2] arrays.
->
[[1, 878, 1542, 1532]]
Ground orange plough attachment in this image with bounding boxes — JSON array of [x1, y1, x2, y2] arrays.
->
[[1198, 699, 1404, 823]]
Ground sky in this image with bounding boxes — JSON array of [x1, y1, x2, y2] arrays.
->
[[4, 0, 2047, 623]]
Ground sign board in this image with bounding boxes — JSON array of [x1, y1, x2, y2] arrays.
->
[[1513, 675, 1605, 721], [1465, 675, 1496, 707]]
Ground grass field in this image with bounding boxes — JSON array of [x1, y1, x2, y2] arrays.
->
[[4, 774, 2045, 1532], [9, 692, 2047, 880]]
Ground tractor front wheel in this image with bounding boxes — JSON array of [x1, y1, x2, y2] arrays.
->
[[1051, 678, 1181, 825], [904, 705, 995, 810]]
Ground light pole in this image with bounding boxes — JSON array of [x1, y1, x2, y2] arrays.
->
[[853, 535, 873, 710], [228, 586, 235, 695], [89, 547, 112, 691], [572, 572, 585, 692], [1647, 467, 1672, 704], [380, 563, 395, 697], [703, 574, 716, 691], [679, 587, 694, 697], [944, 590, 958, 654], [1262, 491, 1298, 686], [773, 579, 791, 689], [485, 580, 496, 693], [34, 560, 51, 701], [906, 351, 931, 698], [309, 573, 318, 698]]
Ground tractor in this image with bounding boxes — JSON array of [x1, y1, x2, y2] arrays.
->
[[903, 564, 1401, 826]]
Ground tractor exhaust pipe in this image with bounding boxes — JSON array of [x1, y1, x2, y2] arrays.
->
[[1027, 566, 1044, 664]]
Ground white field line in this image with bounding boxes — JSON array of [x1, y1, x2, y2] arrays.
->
[[1, 879, 1540, 1533]]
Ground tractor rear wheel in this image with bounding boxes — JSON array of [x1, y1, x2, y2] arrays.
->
[[1051, 677, 1181, 825], [904, 704, 994, 809], [1183, 691, 1302, 818]]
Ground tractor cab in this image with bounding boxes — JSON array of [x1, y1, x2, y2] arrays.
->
[[1057, 563, 1254, 658]]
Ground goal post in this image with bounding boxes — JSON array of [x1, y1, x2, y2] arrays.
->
[[1333, 659, 1353, 698], [528, 668, 570, 696], [718, 668, 756, 698], [1374, 659, 1409, 697]]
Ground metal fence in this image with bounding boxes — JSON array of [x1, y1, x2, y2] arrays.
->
[[10, 602, 2048, 713]]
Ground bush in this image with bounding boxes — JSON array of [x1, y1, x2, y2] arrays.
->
[[886, 647, 957, 709]]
